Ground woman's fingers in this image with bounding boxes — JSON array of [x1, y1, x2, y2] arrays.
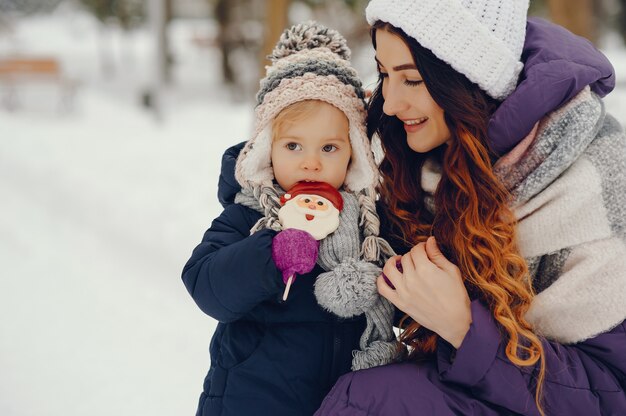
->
[[424, 236, 452, 271], [400, 247, 417, 274], [382, 255, 402, 286], [377, 274, 398, 303], [407, 242, 430, 274]]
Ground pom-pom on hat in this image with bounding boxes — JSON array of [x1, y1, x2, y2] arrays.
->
[[366, 0, 529, 100], [235, 21, 379, 193], [280, 181, 344, 212]]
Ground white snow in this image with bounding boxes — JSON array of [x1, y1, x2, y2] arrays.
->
[[2, 8, 626, 416], [0, 9, 251, 416]]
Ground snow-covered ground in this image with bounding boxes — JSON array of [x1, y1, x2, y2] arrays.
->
[[2, 7, 626, 416], [0, 9, 252, 416]]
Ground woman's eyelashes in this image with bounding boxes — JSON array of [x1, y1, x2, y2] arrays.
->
[[404, 79, 423, 87], [377, 69, 422, 87]]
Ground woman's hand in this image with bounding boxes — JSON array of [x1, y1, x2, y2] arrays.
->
[[377, 236, 472, 348]]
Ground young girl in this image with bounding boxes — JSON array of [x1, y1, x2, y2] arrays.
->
[[182, 22, 399, 416], [316, 1, 626, 415]]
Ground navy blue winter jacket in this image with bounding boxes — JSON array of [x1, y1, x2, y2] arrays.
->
[[182, 142, 366, 416]]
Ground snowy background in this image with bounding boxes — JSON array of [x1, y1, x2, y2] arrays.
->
[[2, 6, 626, 416]]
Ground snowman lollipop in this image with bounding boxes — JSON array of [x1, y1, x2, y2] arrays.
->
[[273, 181, 343, 300]]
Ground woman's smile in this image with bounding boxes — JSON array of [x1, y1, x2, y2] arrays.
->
[[402, 117, 429, 133]]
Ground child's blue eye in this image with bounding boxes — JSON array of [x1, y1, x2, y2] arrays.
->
[[286, 143, 301, 151], [322, 144, 337, 152]]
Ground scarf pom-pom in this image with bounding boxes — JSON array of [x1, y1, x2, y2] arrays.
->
[[314, 258, 380, 318]]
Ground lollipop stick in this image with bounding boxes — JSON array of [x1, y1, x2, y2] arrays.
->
[[282, 275, 294, 301]]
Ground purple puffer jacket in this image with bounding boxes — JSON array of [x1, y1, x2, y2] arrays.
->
[[316, 301, 626, 415], [488, 17, 614, 155], [315, 18, 625, 416]]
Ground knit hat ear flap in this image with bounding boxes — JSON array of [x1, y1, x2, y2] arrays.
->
[[236, 125, 274, 189], [345, 122, 379, 193]]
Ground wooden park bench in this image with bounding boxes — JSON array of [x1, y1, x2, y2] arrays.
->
[[0, 57, 78, 111]]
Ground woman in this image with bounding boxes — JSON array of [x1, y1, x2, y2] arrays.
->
[[315, 0, 626, 415]]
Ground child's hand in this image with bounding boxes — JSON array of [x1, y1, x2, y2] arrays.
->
[[272, 228, 319, 284]]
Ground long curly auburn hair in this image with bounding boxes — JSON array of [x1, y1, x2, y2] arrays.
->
[[369, 21, 546, 415]]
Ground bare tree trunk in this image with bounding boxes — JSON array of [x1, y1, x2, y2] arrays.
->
[[152, 0, 168, 86], [164, 0, 173, 84], [215, 0, 235, 85], [260, 0, 290, 77], [143, 0, 168, 118], [548, 0, 596, 43]]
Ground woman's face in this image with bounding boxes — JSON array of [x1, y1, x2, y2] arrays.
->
[[374, 29, 451, 153]]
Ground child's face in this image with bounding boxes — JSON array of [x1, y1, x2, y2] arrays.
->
[[271, 102, 351, 191]]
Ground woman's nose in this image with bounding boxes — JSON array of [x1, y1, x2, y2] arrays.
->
[[382, 84, 408, 116]]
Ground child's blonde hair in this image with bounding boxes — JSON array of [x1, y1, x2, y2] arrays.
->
[[272, 100, 347, 142]]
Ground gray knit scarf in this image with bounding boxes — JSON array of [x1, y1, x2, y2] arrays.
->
[[235, 185, 401, 370]]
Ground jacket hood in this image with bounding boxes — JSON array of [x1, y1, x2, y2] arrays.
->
[[488, 17, 615, 155], [217, 141, 246, 208]]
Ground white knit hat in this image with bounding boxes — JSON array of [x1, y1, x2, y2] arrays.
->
[[365, 0, 529, 100]]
